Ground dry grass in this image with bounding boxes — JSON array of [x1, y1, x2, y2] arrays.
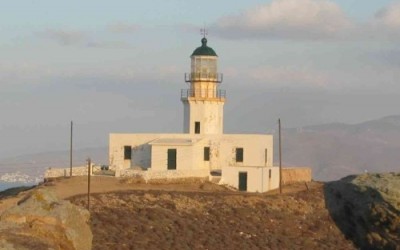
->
[[69, 182, 355, 250]]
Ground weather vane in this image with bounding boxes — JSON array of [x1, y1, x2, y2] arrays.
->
[[200, 25, 208, 38]]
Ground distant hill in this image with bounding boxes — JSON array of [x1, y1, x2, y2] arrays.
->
[[0, 147, 107, 184], [276, 115, 400, 181], [2, 115, 400, 183]]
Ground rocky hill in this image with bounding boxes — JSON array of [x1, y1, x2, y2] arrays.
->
[[325, 173, 400, 249], [1, 174, 398, 249], [69, 181, 355, 249]]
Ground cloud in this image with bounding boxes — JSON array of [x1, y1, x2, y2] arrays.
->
[[107, 22, 140, 33], [366, 2, 400, 40], [213, 0, 352, 40], [37, 28, 135, 49], [38, 29, 87, 46], [375, 2, 400, 29], [247, 66, 329, 87], [86, 40, 134, 49], [0, 62, 53, 86]]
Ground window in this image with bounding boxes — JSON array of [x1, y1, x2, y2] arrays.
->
[[269, 169, 272, 179], [124, 146, 131, 160], [195, 121, 201, 134], [265, 149, 268, 165], [167, 149, 177, 170], [204, 147, 210, 161], [236, 148, 244, 163]]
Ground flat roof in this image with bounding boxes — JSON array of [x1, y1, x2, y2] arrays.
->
[[149, 138, 203, 146]]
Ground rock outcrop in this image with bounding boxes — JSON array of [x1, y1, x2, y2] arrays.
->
[[324, 173, 400, 249], [0, 188, 92, 250]]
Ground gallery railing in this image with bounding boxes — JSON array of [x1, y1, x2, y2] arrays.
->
[[184, 73, 223, 83], [181, 89, 226, 100]]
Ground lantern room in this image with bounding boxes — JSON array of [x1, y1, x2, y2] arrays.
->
[[185, 38, 223, 84]]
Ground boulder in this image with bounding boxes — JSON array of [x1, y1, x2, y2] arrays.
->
[[324, 173, 400, 250], [0, 188, 92, 250]]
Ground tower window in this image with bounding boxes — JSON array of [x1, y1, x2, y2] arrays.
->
[[236, 148, 244, 163], [265, 149, 268, 165], [195, 122, 201, 134], [124, 146, 132, 160], [204, 147, 210, 161]]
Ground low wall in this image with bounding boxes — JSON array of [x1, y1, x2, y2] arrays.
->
[[44, 165, 92, 179], [281, 167, 312, 184], [119, 168, 209, 182]]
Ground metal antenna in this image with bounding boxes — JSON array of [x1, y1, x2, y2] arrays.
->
[[87, 157, 91, 210], [70, 121, 73, 177], [200, 25, 208, 38], [279, 119, 282, 194]]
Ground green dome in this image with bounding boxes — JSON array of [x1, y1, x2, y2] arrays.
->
[[191, 38, 217, 57]]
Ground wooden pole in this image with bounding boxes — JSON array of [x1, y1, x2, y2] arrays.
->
[[87, 158, 91, 210], [279, 118, 282, 194], [70, 121, 73, 177]]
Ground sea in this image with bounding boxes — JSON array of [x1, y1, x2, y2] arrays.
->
[[0, 181, 36, 192]]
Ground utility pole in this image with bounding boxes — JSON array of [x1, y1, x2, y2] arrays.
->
[[87, 158, 91, 210], [279, 118, 282, 194], [70, 121, 73, 177]]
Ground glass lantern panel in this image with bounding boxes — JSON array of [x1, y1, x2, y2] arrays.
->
[[191, 57, 217, 79], [195, 58, 201, 76]]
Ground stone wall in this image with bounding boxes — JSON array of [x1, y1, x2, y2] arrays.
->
[[281, 167, 312, 184], [119, 168, 209, 182], [44, 165, 93, 179]]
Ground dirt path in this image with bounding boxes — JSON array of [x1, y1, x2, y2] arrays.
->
[[1, 176, 311, 215]]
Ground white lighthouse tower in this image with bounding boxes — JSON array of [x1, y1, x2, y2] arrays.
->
[[181, 36, 225, 135]]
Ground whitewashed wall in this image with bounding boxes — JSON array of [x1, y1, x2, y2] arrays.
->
[[220, 166, 280, 193], [151, 144, 193, 171], [183, 101, 224, 135], [109, 133, 273, 174], [217, 134, 273, 168], [109, 134, 199, 169]]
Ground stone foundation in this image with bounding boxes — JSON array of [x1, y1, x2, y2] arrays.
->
[[119, 168, 210, 182]]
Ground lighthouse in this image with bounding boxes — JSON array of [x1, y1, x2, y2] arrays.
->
[[181, 37, 225, 135], [108, 35, 280, 193]]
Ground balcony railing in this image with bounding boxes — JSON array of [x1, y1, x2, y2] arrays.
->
[[185, 73, 223, 83], [181, 89, 226, 100]]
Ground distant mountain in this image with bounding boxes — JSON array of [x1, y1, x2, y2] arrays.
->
[[2, 115, 400, 184], [276, 115, 400, 181], [0, 147, 108, 185]]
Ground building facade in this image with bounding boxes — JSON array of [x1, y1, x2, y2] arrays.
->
[[109, 37, 279, 192]]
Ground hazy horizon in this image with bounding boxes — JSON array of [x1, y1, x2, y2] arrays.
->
[[1, 0, 400, 158]]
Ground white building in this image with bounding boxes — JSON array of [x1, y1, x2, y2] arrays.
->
[[109, 37, 279, 192]]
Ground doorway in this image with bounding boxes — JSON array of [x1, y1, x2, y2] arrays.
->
[[167, 149, 177, 170], [238, 172, 247, 191]]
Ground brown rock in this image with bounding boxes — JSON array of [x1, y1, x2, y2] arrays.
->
[[0, 188, 92, 250]]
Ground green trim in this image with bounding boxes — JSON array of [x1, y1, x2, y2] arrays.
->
[[191, 38, 217, 57]]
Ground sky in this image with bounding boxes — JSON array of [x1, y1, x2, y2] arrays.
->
[[1, 0, 400, 159]]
